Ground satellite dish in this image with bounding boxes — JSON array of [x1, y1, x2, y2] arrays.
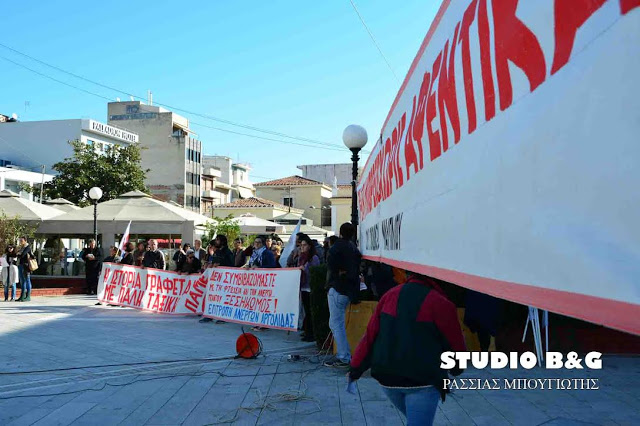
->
[[116, 97, 121, 102], [130, 96, 134, 101], [11, 113, 18, 120]]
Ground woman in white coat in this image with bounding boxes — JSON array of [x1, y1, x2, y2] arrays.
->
[[2, 245, 19, 301]]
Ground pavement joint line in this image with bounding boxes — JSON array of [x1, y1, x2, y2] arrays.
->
[[0, 362, 229, 398], [0, 343, 316, 397]]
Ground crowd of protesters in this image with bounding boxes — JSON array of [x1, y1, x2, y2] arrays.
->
[[1, 224, 466, 425]]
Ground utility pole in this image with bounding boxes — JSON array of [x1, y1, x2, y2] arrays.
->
[[39, 165, 45, 203]]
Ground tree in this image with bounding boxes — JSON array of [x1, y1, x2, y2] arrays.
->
[[204, 215, 241, 243], [0, 213, 36, 254], [40, 140, 149, 206]]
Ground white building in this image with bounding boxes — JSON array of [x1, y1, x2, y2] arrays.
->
[[0, 166, 54, 202], [107, 101, 203, 212], [297, 163, 361, 186], [0, 119, 138, 173], [203, 155, 255, 202]]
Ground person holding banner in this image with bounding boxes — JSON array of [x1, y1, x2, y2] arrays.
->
[[103, 246, 121, 264], [120, 242, 135, 265], [232, 238, 247, 267], [179, 249, 201, 274], [248, 235, 277, 331], [142, 239, 165, 270], [173, 243, 190, 272], [298, 235, 320, 342], [133, 241, 146, 267], [211, 235, 234, 268], [324, 223, 361, 368], [193, 239, 207, 262], [247, 236, 276, 269]]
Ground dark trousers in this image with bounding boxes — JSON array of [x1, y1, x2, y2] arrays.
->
[[86, 270, 99, 294], [301, 291, 313, 338]]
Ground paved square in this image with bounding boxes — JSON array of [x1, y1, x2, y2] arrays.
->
[[0, 296, 638, 425]]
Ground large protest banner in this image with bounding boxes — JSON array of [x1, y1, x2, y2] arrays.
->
[[97, 263, 208, 315], [357, 1, 640, 334], [202, 268, 302, 331]]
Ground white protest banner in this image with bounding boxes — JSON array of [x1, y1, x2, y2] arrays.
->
[[202, 267, 302, 331], [97, 263, 208, 315], [357, 1, 640, 334]]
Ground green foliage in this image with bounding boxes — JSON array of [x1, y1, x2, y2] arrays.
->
[[309, 264, 331, 350], [40, 140, 149, 207], [204, 214, 241, 243], [0, 213, 36, 254]]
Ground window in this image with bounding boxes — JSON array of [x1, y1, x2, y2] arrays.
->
[[283, 197, 294, 207]]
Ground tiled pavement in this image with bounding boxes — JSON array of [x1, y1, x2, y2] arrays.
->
[[0, 296, 638, 425]]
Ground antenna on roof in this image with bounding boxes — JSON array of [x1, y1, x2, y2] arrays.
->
[[148, 90, 153, 106]]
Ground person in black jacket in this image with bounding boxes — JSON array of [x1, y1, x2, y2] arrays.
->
[[142, 239, 165, 270], [173, 243, 190, 272], [210, 235, 234, 267], [349, 272, 466, 425], [16, 237, 33, 302], [199, 235, 234, 324], [82, 239, 103, 295], [324, 223, 361, 368], [103, 246, 121, 264], [120, 242, 135, 265], [179, 249, 202, 274]]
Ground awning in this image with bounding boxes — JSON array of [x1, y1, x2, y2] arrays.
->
[[237, 187, 254, 199]]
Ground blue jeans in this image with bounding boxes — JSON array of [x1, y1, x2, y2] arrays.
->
[[328, 287, 351, 363], [4, 281, 16, 300], [18, 265, 32, 297], [382, 386, 440, 426]]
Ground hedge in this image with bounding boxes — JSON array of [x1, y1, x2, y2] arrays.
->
[[309, 264, 331, 350]]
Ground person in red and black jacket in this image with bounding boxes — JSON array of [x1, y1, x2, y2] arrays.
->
[[348, 272, 465, 426]]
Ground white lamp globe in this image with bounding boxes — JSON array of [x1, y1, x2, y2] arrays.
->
[[342, 125, 368, 150], [89, 187, 103, 201]]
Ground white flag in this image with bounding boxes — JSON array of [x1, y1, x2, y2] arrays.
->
[[280, 217, 301, 268], [118, 221, 132, 253]]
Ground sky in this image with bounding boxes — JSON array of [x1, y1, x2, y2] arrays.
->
[[0, 0, 440, 182]]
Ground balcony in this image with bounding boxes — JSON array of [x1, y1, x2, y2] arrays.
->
[[203, 167, 222, 178], [202, 189, 217, 199]]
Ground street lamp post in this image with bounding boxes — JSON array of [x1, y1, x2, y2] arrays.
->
[[88, 187, 103, 245], [342, 125, 368, 241]]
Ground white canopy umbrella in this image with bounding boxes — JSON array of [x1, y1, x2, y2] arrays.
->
[[44, 198, 81, 213], [0, 190, 64, 222], [37, 190, 215, 247], [234, 213, 285, 235]]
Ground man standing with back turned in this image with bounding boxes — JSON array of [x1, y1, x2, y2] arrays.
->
[[348, 271, 466, 425], [324, 222, 361, 368]]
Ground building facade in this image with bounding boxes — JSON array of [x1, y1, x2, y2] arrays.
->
[[107, 101, 202, 211], [0, 166, 54, 201], [297, 163, 361, 186], [212, 197, 304, 220], [202, 155, 255, 202], [254, 176, 332, 229], [0, 118, 138, 173], [201, 165, 233, 216]]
